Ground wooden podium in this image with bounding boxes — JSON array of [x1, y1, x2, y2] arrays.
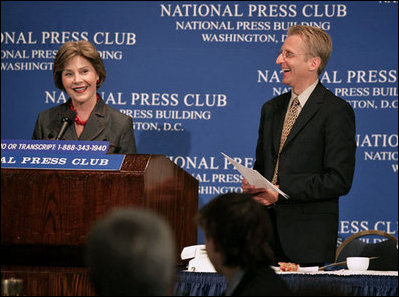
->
[[1, 154, 198, 296]]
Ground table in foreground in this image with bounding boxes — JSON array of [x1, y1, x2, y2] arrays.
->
[[174, 270, 398, 296]]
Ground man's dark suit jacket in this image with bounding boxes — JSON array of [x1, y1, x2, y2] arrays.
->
[[228, 267, 291, 296], [254, 82, 356, 264], [32, 97, 136, 154]]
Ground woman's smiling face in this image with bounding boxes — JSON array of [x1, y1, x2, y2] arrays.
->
[[61, 55, 99, 105]]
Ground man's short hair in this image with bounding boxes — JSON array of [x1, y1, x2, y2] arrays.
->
[[86, 208, 176, 296], [288, 25, 332, 75]]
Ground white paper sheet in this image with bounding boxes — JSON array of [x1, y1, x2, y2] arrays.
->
[[221, 152, 289, 199]]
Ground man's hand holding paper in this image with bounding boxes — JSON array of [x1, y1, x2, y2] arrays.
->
[[242, 178, 279, 207], [221, 152, 289, 207]]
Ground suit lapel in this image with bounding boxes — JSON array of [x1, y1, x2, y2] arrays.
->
[[53, 100, 78, 140], [62, 124, 78, 140], [282, 83, 326, 150], [273, 94, 291, 155], [79, 98, 106, 140]]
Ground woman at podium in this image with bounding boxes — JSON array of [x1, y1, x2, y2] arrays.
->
[[32, 40, 136, 154]]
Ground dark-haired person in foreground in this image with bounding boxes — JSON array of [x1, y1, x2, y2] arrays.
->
[[86, 208, 176, 296], [196, 193, 291, 296]]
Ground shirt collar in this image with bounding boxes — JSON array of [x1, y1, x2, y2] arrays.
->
[[291, 79, 319, 108]]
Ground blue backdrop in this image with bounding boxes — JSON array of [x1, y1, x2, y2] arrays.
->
[[1, 1, 398, 245]]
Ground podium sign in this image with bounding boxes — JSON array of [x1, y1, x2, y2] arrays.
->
[[1, 139, 125, 170]]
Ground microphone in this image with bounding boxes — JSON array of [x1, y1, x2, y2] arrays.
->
[[55, 110, 76, 140]]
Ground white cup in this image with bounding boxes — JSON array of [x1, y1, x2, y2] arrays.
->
[[346, 257, 370, 271]]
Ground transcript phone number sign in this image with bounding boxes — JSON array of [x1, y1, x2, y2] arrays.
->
[[2, 139, 109, 153], [1, 139, 125, 170]]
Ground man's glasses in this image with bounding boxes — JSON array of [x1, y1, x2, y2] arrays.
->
[[278, 50, 309, 59]]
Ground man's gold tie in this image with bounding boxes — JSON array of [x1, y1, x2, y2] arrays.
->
[[271, 97, 300, 185]]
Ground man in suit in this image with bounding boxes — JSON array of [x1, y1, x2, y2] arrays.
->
[[242, 25, 356, 266], [196, 193, 291, 296]]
